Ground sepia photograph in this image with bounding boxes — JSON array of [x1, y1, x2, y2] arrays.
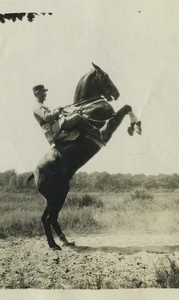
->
[[0, 0, 179, 299]]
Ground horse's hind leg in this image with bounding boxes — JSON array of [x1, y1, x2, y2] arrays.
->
[[39, 182, 63, 250], [41, 206, 62, 250], [50, 209, 75, 247], [49, 183, 75, 247], [41, 180, 75, 250]]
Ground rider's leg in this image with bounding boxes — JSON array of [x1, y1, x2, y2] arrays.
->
[[62, 114, 105, 143], [61, 114, 83, 130], [100, 120, 110, 142]]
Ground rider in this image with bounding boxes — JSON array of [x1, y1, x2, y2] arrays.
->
[[32, 84, 106, 146]]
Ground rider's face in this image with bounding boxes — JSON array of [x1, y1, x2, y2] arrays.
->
[[37, 90, 47, 103]]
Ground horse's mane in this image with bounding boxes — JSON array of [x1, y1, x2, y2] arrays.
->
[[73, 70, 95, 103]]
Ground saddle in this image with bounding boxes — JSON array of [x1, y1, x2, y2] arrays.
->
[[62, 98, 115, 123]]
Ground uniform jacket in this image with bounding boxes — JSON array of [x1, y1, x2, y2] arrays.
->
[[33, 101, 79, 145]]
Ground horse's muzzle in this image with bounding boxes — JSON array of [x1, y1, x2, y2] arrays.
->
[[113, 91, 120, 100]]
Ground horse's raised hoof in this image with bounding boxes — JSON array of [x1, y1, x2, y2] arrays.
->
[[127, 126, 135, 136], [49, 244, 62, 251], [135, 121, 142, 135], [62, 241, 75, 247]]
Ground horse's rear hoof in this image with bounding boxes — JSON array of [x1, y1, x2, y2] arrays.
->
[[50, 244, 62, 251], [63, 241, 75, 247]]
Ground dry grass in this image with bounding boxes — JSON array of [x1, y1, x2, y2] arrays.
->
[[0, 189, 179, 238]]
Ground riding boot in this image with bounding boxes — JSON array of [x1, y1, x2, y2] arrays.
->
[[100, 121, 110, 143]]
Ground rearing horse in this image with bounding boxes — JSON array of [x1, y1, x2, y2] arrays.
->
[[32, 63, 141, 250]]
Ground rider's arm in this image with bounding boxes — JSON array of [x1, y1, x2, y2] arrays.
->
[[34, 103, 60, 122]]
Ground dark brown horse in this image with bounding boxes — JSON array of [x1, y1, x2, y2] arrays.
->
[[32, 63, 141, 250]]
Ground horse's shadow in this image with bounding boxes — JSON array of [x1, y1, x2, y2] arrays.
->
[[69, 244, 179, 255]]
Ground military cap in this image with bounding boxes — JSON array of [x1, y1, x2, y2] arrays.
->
[[33, 84, 48, 95]]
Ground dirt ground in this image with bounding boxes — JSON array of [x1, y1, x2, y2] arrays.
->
[[1, 232, 179, 289]]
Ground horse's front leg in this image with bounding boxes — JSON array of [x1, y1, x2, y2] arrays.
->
[[127, 111, 142, 136], [100, 104, 141, 142]]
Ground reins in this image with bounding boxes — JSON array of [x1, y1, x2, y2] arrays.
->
[[62, 96, 102, 109]]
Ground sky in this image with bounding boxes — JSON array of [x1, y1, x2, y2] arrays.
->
[[0, 0, 179, 175]]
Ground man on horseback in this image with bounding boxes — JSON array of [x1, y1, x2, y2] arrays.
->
[[30, 64, 142, 250], [32, 84, 106, 147]]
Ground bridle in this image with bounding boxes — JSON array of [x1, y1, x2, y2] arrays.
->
[[95, 71, 113, 101]]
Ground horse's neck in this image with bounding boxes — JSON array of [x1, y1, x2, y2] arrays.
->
[[73, 71, 101, 104]]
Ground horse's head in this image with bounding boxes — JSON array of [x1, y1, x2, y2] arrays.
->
[[92, 62, 120, 101], [73, 63, 120, 104]]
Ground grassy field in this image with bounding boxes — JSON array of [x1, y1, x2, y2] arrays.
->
[[0, 188, 179, 238]]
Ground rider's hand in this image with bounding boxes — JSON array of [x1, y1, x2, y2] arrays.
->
[[56, 106, 63, 113], [53, 109, 61, 118]]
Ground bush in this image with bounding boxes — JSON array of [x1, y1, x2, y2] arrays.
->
[[64, 193, 104, 208], [156, 259, 179, 288], [60, 206, 102, 233], [130, 188, 154, 201]]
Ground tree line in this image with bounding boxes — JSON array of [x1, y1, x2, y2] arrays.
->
[[1, 169, 179, 192]]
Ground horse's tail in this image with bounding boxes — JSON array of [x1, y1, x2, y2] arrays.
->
[[27, 173, 34, 185]]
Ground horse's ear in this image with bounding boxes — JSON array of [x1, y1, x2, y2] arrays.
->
[[92, 62, 102, 72]]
